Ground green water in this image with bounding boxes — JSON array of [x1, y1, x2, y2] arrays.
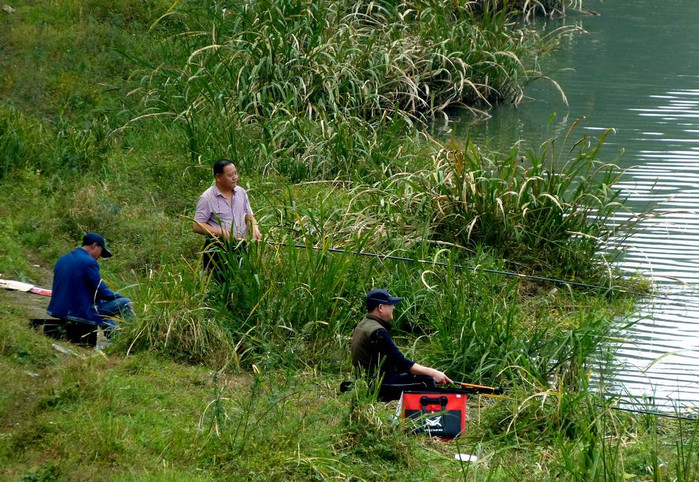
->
[[457, 1, 699, 171], [453, 0, 699, 409]]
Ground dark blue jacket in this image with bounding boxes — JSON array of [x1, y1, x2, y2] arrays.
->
[[47, 248, 121, 323]]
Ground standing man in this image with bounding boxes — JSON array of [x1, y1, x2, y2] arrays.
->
[[351, 288, 453, 401], [47, 232, 133, 330], [193, 159, 262, 271]]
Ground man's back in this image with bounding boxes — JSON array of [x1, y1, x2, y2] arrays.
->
[[351, 315, 415, 378], [47, 248, 105, 323], [351, 316, 385, 372]]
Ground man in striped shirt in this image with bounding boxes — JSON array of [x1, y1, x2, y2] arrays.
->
[[193, 159, 262, 271]]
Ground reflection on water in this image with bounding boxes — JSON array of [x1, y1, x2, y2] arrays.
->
[[451, 1, 699, 410], [611, 77, 699, 407], [611, 86, 699, 410]]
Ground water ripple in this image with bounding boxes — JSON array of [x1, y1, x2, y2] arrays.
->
[[597, 84, 699, 411]]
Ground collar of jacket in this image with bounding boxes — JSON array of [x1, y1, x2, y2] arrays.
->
[[365, 313, 391, 331]]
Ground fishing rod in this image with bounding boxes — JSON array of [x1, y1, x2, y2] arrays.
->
[[450, 381, 511, 399], [453, 381, 696, 417], [604, 404, 697, 421], [453, 382, 698, 417], [270, 242, 648, 297], [453, 381, 504, 395], [455, 379, 698, 418]]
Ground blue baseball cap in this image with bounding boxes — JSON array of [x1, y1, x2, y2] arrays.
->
[[82, 232, 113, 258], [366, 289, 402, 311]]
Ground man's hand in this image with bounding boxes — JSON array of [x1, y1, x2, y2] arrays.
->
[[192, 222, 229, 240], [430, 369, 453, 385], [410, 363, 454, 385]]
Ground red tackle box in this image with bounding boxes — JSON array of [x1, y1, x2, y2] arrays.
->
[[399, 391, 467, 439]]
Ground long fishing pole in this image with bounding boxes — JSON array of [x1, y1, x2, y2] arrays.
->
[[272, 242, 647, 296], [456, 381, 697, 417], [604, 404, 697, 421], [273, 241, 699, 309], [451, 381, 511, 399], [454, 381, 504, 395]]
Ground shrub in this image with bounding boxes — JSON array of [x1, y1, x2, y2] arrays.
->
[[406, 127, 628, 278]]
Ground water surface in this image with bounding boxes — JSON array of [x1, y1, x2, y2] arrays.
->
[[452, 0, 699, 412]]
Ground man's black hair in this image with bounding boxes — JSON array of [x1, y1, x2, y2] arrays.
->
[[213, 159, 233, 176]]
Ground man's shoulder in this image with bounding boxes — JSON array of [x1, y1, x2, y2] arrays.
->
[[73, 248, 97, 265], [356, 316, 386, 333], [57, 248, 95, 268], [199, 184, 218, 198]]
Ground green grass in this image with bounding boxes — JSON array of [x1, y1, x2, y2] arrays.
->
[[2, 0, 693, 480], [124, 0, 557, 176], [2, 296, 698, 481], [391, 127, 629, 279]]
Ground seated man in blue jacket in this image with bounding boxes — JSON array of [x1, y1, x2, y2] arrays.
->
[[351, 288, 453, 401], [47, 232, 133, 331]]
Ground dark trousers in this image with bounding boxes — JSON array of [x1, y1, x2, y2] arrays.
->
[[378, 373, 437, 402]]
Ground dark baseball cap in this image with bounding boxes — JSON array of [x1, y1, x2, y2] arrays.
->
[[366, 289, 402, 311], [82, 232, 113, 258]]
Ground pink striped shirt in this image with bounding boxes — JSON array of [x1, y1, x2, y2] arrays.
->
[[194, 185, 254, 239]]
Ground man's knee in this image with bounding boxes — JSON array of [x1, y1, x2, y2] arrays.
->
[[116, 297, 132, 307], [97, 297, 134, 319], [116, 298, 134, 317]]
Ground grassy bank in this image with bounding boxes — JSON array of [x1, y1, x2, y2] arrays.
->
[[3, 296, 698, 480], [3, 0, 696, 480]]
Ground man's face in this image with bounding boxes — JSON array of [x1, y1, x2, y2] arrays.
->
[[217, 163, 239, 191], [377, 303, 395, 322], [87, 243, 103, 260]]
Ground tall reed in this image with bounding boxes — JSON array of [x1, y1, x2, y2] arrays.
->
[[473, 0, 580, 20], [128, 0, 554, 178], [0, 107, 40, 179], [116, 266, 234, 366], [403, 127, 628, 278], [203, 236, 374, 368]]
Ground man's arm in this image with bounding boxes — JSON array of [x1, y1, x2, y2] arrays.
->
[[242, 191, 261, 241], [409, 363, 453, 385], [192, 195, 229, 239], [86, 262, 120, 301], [373, 329, 453, 385], [192, 220, 229, 239], [245, 214, 262, 241], [373, 329, 415, 374]]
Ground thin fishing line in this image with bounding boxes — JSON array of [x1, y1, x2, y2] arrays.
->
[[270, 242, 699, 313]]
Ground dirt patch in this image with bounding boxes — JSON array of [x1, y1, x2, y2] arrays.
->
[[0, 252, 53, 319], [0, 289, 50, 319]]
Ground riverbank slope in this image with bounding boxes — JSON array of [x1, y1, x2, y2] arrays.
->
[[1, 1, 694, 480]]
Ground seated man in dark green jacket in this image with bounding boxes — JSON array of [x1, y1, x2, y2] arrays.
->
[[351, 288, 453, 401]]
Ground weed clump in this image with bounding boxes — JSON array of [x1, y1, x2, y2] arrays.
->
[[402, 128, 627, 279], [128, 0, 554, 177]]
